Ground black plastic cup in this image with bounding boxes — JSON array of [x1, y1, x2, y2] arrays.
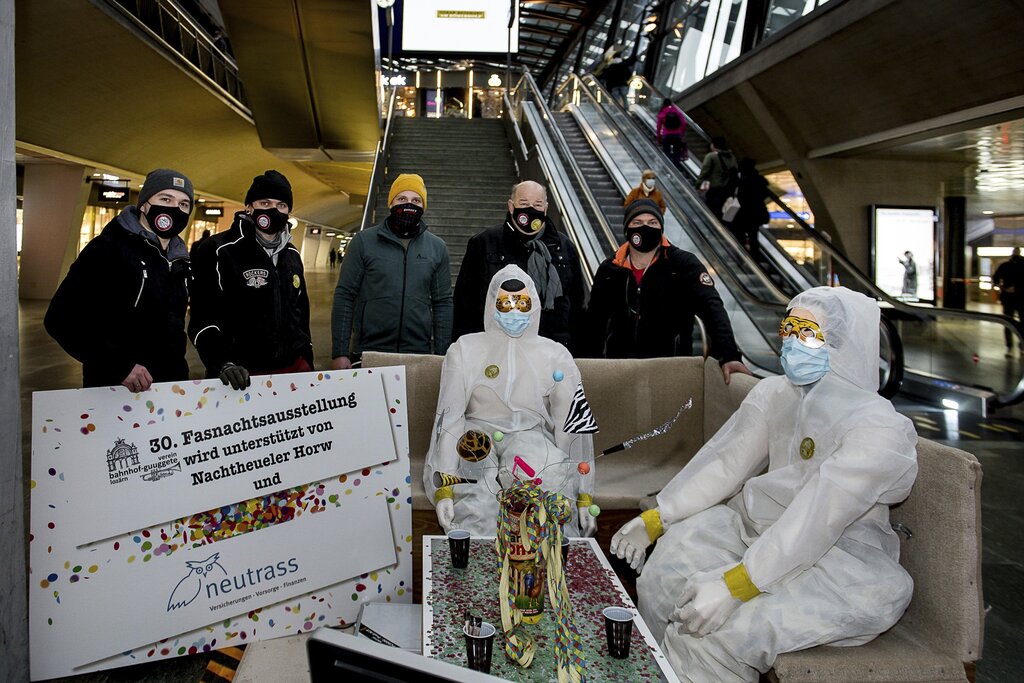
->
[[603, 606, 634, 659], [464, 621, 496, 673], [561, 537, 570, 565], [448, 529, 470, 569]]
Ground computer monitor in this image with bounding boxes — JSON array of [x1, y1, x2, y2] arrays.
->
[[307, 627, 502, 682]]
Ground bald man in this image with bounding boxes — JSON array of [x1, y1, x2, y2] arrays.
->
[[452, 181, 585, 352]]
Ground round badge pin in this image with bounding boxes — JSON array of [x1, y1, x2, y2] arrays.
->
[[155, 214, 172, 231], [292, 274, 300, 289], [800, 437, 815, 460], [484, 364, 500, 379]]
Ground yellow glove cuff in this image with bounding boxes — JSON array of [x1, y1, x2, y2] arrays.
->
[[577, 493, 593, 509], [723, 563, 761, 602], [640, 508, 664, 543], [434, 486, 454, 503]]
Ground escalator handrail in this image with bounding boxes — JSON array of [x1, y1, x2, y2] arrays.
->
[[512, 72, 620, 255], [359, 85, 398, 232]]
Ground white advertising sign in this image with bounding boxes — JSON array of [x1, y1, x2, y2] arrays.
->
[[30, 368, 414, 681], [872, 206, 936, 302], [402, 0, 519, 53], [39, 371, 396, 546]]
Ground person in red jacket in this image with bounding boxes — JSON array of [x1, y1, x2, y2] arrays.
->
[[656, 99, 688, 170]]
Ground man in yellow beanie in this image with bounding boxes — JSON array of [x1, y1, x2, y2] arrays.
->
[[331, 174, 453, 368]]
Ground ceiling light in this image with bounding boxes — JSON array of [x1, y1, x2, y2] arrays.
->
[[941, 398, 959, 410], [982, 210, 994, 215]]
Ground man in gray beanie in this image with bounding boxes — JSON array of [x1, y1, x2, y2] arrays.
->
[[581, 198, 751, 384], [189, 170, 313, 390], [45, 168, 195, 390]]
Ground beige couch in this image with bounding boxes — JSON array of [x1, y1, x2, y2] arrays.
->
[[362, 352, 983, 682]]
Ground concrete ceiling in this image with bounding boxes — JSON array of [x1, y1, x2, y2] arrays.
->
[[14, 0, 377, 228]]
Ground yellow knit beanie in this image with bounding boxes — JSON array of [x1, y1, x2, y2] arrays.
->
[[388, 173, 427, 209]]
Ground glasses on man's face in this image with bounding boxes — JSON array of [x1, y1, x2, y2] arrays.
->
[[778, 316, 825, 348], [627, 219, 661, 229], [496, 293, 532, 313]]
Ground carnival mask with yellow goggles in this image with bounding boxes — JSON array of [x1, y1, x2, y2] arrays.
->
[[778, 309, 830, 385], [493, 279, 532, 337]]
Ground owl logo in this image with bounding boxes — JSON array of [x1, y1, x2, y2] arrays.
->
[[457, 430, 492, 463], [167, 552, 227, 611]]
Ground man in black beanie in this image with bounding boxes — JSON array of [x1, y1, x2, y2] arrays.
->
[[189, 170, 313, 389], [581, 198, 751, 384], [45, 168, 194, 390]]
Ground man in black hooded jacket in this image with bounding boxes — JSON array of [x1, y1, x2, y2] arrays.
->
[[452, 180, 584, 351]]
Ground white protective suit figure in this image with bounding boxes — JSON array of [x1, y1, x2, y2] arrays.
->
[[611, 286, 918, 683], [424, 265, 598, 537]]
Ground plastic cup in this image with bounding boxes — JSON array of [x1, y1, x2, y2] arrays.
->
[[464, 621, 496, 672], [448, 529, 470, 568], [603, 606, 634, 659]]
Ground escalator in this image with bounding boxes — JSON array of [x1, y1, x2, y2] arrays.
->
[[562, 73, 1024, 412]]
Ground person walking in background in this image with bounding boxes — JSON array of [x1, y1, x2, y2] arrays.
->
[[189, 170, 312, 390], [331, 174, 452, 369], [897, 250, 918, 299], [697, 136, 738, 220], [453, 181, 585, 351], [994, 247, 1024, 357], [45, 169, 194, 390], [624, 170, 666, 214], [583, 198, 751, 385], [657, 99, 687, 170], [329, 248, 337, 269], [727, 158, 771, 261]]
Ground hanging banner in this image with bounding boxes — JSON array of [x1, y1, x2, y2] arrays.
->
[[30, 368, 414, 681], [35, 371, 397, 546]]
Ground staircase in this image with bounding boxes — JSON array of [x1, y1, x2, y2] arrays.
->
[[371, 117, 519, 282], [552, 111, 626, 247]]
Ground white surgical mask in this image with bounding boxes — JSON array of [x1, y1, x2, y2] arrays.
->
[[643, 179, 656, 191]]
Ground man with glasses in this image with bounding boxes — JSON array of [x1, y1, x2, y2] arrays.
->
[[45, 168, 194, 390], [582, 198, 750, 383], [453, 180, 584, 351], [189, 170, 313, 390]]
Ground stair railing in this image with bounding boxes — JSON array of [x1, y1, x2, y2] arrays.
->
[[360, 86, 398, 231]]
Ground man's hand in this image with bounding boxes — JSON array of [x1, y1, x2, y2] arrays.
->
[[610, 516, 652, 573], [122, 364, 154, 393], [332, 356, 353, 370], [673, 574, 741, 637], [219, 362, 251, 390], [436, 498, 455, 533], [721, 360, 752, 385], [579, 505, 597, 537]]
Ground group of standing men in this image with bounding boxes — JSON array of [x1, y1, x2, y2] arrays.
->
[[46, 167, 750, 392]]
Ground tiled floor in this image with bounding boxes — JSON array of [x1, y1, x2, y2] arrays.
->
[[18, 266, 1024, 681]]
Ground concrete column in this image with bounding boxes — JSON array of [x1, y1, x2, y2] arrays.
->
[[943, 196, 967, 309], [0, 0, 28, 677], [18, 163, 92, 300]]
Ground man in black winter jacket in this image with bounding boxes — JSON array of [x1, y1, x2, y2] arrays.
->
[[45, 169, 194, 391], [452, 180, 585, 351], [189, 170, 313, 390], [582, 199, 751, 384]]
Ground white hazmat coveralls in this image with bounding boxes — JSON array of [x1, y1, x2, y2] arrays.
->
[[638, 286, 918, 682], [424, 265, 597, 536]]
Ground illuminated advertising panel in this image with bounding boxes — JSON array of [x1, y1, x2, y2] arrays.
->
[[401, 0, 519, 53], [871, 205, 937, 303]]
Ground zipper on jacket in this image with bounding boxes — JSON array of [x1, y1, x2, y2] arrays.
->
[[135, 268, 148, 308], [396, 246, 408, 352]]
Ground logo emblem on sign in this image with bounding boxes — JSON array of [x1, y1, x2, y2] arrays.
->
[[243, 268, 269, 288], [106, 438, 140, 485], [154, 213, 173, 231], [167, 552, 227, 611], [800, 437, 815, 460]]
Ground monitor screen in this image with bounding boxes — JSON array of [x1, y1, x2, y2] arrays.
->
[[307, 627, 501, 682], [401, 0, 519, 53]]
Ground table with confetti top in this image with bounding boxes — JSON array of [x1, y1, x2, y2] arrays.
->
[[422, 536, 680, 682]]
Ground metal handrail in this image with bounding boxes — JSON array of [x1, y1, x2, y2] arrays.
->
[[104, 0, 249, 118], [360, 86, 398, 232]]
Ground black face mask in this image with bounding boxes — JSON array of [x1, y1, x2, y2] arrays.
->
[[625, 226, 662, 253], [388, 203, 423, 238], [509, 207, 546, 239], [141, 204, 190, 239], [250, 208, 289, 235]]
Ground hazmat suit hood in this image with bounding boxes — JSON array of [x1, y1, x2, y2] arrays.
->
[[788, 286, 879, 392], [482, 264, 542, 338]]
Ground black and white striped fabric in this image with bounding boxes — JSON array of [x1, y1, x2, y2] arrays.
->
[[563, 383, 599, 434]]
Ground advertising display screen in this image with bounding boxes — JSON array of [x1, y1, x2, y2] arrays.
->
[[401, 0, 518, 53], [871, 206, 937, 302]]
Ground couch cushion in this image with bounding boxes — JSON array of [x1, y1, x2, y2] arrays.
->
[[771, 625, 967, 682], [702, 356, 759, 439]]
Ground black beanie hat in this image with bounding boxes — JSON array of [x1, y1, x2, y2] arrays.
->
[[623, 198, 664, 230], [245, 170, 293, 208], [138, 169, 194, 209]]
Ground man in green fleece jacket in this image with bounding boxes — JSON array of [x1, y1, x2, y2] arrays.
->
[[331, 174, 453, 368]]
